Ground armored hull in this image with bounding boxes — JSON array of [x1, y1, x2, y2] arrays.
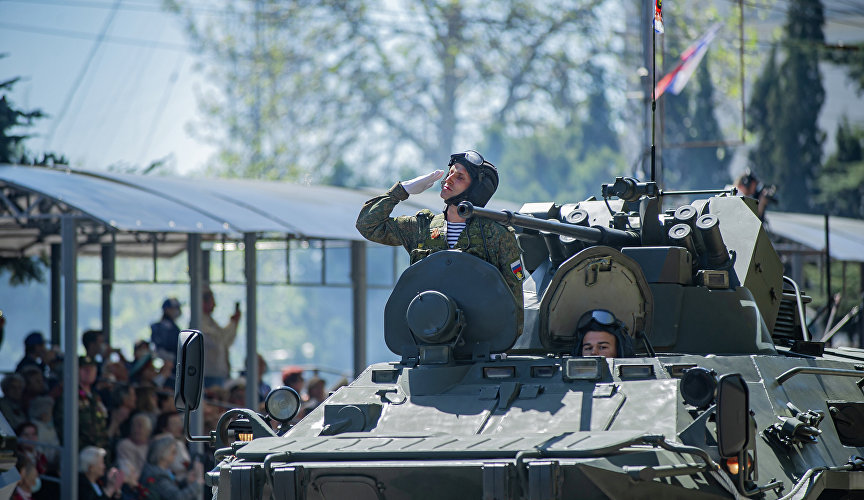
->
[[180, 179, 864, 499]]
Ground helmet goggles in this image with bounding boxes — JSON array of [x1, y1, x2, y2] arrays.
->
[[448, 150, 484, 169], [576, 309, 621, 333]]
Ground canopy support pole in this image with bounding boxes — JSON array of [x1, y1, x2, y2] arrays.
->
[[101, 241, 115, 344], [244, 232, 258, 410], [60, 216, 79, 500], [187, 234, 204, 455], [50, 243, 61, 346], [351, 240, 367, 378]]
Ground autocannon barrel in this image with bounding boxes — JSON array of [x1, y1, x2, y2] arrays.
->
[[457, 202, 640, 247]]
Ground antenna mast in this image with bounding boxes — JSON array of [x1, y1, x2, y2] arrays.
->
[[650, 0, 662, 183]]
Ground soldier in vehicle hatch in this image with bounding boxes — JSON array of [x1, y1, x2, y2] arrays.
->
[[356, 149, 524, 334], [576, 309, 634, 358]]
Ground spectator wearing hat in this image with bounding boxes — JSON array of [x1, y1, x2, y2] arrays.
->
[[151, 298, 182, 366], [15, 331, 52, 377], [78, 355, 111, 453]]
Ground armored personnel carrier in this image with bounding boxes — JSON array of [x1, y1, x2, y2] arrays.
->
[[175, 177, 864, 499]]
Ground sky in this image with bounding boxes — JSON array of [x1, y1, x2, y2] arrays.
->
[[1, 0, 862, 179], [1, 0, 215, 174]]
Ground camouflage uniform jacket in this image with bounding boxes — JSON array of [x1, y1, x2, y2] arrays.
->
[[356, 182, 524, 334], [78, 387, 110, 452]]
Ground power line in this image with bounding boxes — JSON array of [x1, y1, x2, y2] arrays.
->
[[721, 0, 864, 29], [8, 0, 863, 30], [43, 0, 122, 150], [0, 0, 162, 12], [138, 53, 186, 164], [0, 0, 223, 14], [96, 28, 163, 162], [0, 22, 190, 51]]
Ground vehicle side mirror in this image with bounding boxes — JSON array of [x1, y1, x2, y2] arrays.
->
[[716, 373, 750, 457], [174, 330, 204, 412]]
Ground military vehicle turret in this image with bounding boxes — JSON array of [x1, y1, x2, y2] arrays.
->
[[175, 177, 864, 499]]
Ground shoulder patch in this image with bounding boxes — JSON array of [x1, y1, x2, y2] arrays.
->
[[510, 259, 524, 281]]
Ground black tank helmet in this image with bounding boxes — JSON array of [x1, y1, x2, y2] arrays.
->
[[442, 150, 499, 208], [574, 309, 634, 357]]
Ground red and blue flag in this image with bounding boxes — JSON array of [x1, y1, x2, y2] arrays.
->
[[654, 23, 722, 98], [653, 0, 664, 34]]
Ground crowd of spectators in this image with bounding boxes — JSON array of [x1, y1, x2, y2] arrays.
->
[[1, 294, 339, 500]]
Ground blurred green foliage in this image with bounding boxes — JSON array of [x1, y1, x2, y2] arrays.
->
[[747, 0, 826, 212]]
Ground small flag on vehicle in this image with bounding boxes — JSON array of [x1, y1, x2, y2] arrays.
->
[[653, 0, 664, 34]]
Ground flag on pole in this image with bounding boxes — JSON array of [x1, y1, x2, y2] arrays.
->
[[654, 23, 721, 98], [653, 0, 664, 34]]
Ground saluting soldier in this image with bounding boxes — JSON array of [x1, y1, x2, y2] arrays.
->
[[356, 150, 524, 334]]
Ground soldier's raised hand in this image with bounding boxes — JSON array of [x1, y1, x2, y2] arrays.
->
[[401, 170, 444, 195]]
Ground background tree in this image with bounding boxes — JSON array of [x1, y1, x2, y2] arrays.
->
[[0, 73, 61, 284], [487, 59, 628, 202], [490, 120, 626, 203], [634, 0, 757, 191], [815, 118, 864, 218], [659, 53, 731, 190], [166, 0, 624, 188], [688, 54, 732, 188], [0, 77, 45, 164], [652, 13, 735, 190], [747, 0, 825, 211], [825, 44, 864, 95]]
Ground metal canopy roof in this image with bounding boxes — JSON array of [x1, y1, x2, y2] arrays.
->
[[0, 164, 517, 256], [4, 164, 859, 262], [765, 211, 864, 263]]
